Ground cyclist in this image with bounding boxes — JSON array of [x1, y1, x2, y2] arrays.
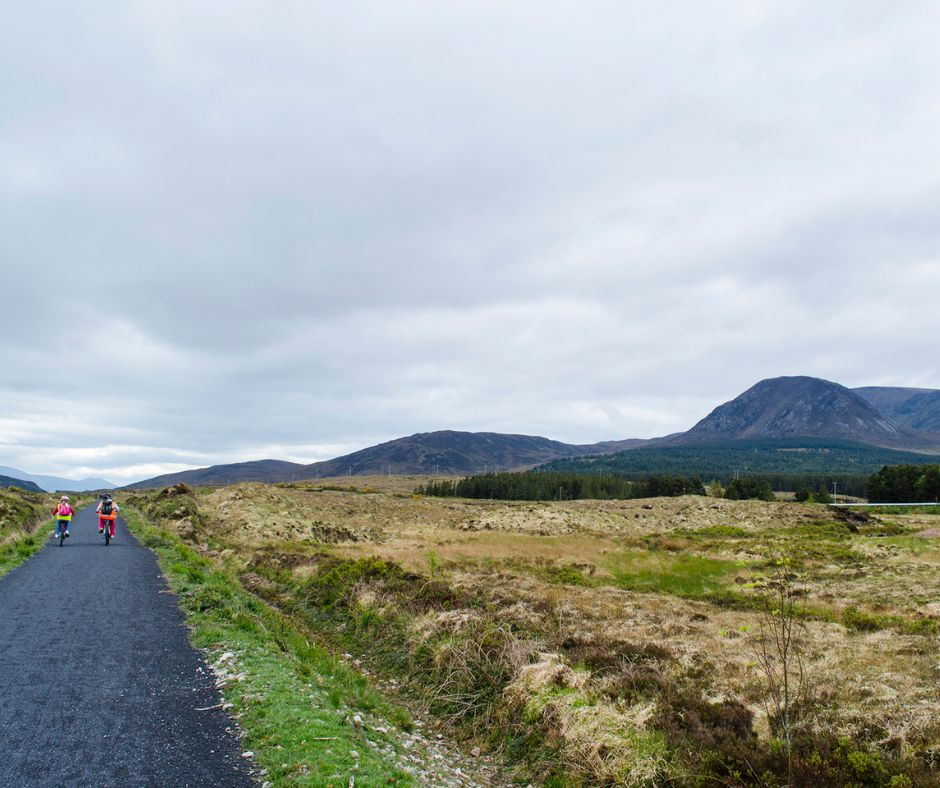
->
[[96, 493, 119, 540], [51, 495, 74, 540]]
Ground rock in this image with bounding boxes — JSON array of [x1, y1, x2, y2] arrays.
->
[[349, 750, 359, 759], [241, 751, 254, 758], [471, 746, 481, 757]]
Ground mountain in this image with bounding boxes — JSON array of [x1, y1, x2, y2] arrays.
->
[[124, 432, 646, 489], [0, 466, 116, 493], [122, 459, 306, 490], [305, 431, 644, 477], [540, 376, 940, 483], [0, 474, 44, 493], [669, 376, 940, 451], [854, 386, 940, 433]]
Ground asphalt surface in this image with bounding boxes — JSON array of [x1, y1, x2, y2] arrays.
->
[[0, 506, 254, 787]]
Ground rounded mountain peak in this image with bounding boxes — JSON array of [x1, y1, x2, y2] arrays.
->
[[686, 376, 901, 442]]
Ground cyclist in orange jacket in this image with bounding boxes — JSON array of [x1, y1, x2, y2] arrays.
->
[[97, 493, 119, 539], [51, 495, 74, 540]]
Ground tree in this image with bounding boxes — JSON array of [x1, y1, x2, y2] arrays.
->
[[915, 466, 940, 502], [725, 476, 774, 501], [867, 464, 940, 502], [746, 559, 812, 785]]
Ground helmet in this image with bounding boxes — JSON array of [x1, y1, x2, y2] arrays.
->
[[104, 493, 112, 500], [60, 495, 69, 501]]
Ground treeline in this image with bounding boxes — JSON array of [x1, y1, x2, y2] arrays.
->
[[867, 464, 940, 503], [540, 440, 940, 485], [743, 473, 866, 498], [415, 472, 704, 501]]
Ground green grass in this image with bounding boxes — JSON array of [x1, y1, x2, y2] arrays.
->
[[124, 508, 416, 786], [0, 533, 43, 577], [605, 549, 741, 596]]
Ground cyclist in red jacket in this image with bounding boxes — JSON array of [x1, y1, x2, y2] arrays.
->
[[51, 495, 74, 540]]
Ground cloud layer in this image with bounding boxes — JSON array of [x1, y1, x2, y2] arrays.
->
[[3, 2, 940, 483]]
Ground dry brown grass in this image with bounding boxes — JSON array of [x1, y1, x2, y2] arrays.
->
[[142, 480, 940, 783]]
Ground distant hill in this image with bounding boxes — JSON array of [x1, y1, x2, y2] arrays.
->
[[0, 475, 44, 493], [667, 376, 940, 451], [854, 386, 940, 433], [124, 432, 645, 489], [0, 466, 116, 492], [122, 459, 306, 490], [305, 431, 644, 477]]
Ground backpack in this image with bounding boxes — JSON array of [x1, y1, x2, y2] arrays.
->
[[101, 499, 113, 516]]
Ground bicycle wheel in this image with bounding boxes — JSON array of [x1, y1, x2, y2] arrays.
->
[[58, 528, 65, 547], [104, 525, 110, 546]]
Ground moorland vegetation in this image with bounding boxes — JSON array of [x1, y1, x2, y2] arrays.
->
[[123, 478, 940, 786]]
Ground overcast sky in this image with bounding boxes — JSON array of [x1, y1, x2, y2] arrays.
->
[[3, 1, 940, 484]]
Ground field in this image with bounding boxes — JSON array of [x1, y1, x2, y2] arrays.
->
[[126, 477, 940, 786]]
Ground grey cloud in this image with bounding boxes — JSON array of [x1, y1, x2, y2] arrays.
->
[[3, 2, 940, 480]]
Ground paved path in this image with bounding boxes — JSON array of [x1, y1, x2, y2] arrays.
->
[[0, 505, 254, 787]]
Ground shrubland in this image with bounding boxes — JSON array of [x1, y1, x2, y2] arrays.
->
[[125, 478, 940, 786]]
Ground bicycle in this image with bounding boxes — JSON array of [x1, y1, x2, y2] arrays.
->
[[100, 513, 116, 546], [53, 517, 71, 547]]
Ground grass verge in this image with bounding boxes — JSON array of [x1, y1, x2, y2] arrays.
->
[[123, 508, 417, 786], [0, 489, 95, 578], [0, 532, 44, 578]]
